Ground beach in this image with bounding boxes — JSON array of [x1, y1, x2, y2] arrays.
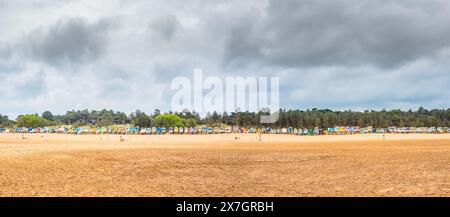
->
[[0, 133, 449, 196]]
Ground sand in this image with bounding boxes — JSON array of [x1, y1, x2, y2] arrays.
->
[[0, 133, 449, 196]]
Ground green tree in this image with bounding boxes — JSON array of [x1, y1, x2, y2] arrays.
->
[[0, 114, 12, 127], [154, 114, 184, 127], [130, 110, 153, 127], [16, 114, 50, 128], [184, 118, 197, 127], [42, 111, 54, 121]]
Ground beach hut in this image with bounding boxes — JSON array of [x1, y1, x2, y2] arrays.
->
[[75, 127, 82, 135], [281, 128, 287, 134], [213, 127, 220, 134], [360, 127, 368, 134], [205, 127, 211, 134], [288, 127, 293, 134], [169, 127, 174, 134], [326, 127, 333, 135], [348, 127, 354, 134], [443, 127, 448, 133], [259, 128, 265, 134], [179, 127, 184, 134], [0, 128, 5, 133], [174, 127, 179, 134], [55, 127, 63, 134], [193, 127, 199, 134], [140, 128, 146, 134], [149, 127, 155, 134]]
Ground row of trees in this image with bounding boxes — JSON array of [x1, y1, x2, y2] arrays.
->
[[1, 107, 449, 128]]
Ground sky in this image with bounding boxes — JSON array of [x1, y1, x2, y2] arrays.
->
[[1, 0, 450, 119]]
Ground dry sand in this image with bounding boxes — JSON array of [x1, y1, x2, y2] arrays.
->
[[0, 133, 449, 196]]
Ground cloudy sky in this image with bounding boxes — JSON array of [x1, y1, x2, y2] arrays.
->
[[1, 0, 450, 118]]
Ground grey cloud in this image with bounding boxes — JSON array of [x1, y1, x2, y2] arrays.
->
[[0, 44, 11, 59], [279, 62, 450, 110], [223, 0, 450, 69], [151, 61, 195, 83], [0, 70, 46, 100], [149, 15, 180, 41], [22, 17, 114, 66], [1, 0, 449, 117]]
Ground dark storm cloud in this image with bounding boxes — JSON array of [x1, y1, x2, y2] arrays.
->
[[22, 17, 114, 66], [1, 0, 449, 118], [223, 0, 450, 69]]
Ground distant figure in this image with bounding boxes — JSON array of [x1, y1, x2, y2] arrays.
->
[[258, 133, 262, 142], [382, 134, 385, 141], [120, 136, 125, 142], [21, 133, 25, 140]]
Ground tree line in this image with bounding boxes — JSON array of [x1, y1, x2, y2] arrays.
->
[[1, 107, 449, 129]]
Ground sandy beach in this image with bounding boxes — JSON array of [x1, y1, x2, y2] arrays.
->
[[0, 133, 449, 196]]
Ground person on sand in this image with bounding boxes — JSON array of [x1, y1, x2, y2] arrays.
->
[[120, 136, 125, 142]]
